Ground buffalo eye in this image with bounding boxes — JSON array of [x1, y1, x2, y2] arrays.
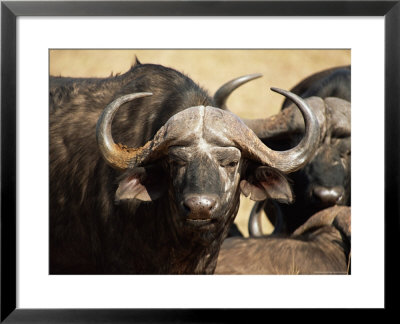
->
[[169, 158, 187, 168], [220, 160, 239, 169], [167, 147, 191, 169]]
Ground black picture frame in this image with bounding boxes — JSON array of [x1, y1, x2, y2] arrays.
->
[[1, 0, 398, 322]]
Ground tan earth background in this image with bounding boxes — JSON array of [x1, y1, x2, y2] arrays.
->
[[50, 49, 350, 236]]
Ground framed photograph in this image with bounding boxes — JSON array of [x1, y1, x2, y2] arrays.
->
[[1, 0, 398, 321]]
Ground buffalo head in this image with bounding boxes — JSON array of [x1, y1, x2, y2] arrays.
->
[[95, 89, 320, 241], [247, 96, 351, 235]]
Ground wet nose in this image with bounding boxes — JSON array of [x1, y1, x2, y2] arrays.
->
[[313, 186, 344, 205], [183, 195, 218, 220]]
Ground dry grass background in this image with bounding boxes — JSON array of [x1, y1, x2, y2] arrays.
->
[[50, 49, 350, 236]]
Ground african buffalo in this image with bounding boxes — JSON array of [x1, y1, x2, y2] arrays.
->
[[49, 60, 320, 274], [215, 205, 351, 274], [246, 66, 351, 235]]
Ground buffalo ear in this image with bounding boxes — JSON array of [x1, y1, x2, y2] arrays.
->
[[240, 166, 293, 203], [115, 167, 167, 202]]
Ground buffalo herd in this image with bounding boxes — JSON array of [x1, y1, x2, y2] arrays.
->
[[49, 57, 351, 275]]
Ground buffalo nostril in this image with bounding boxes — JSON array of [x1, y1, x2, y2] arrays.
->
[[313, 186, 344, 205], [183, 195, 218, 220]]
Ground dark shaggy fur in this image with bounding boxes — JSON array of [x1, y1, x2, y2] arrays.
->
[[50, 61, 219, 274]]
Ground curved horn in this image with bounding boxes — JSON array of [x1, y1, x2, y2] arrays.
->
[[248, 201, 265, 237], [232, 88, 320, 173], [96, 92, 153, 170], [97, 89, 319, 174], [243, 96, 326, 141], [260, 87, 320, 172], [248, 200, 285, 237], [213, 73, 263, 109]]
